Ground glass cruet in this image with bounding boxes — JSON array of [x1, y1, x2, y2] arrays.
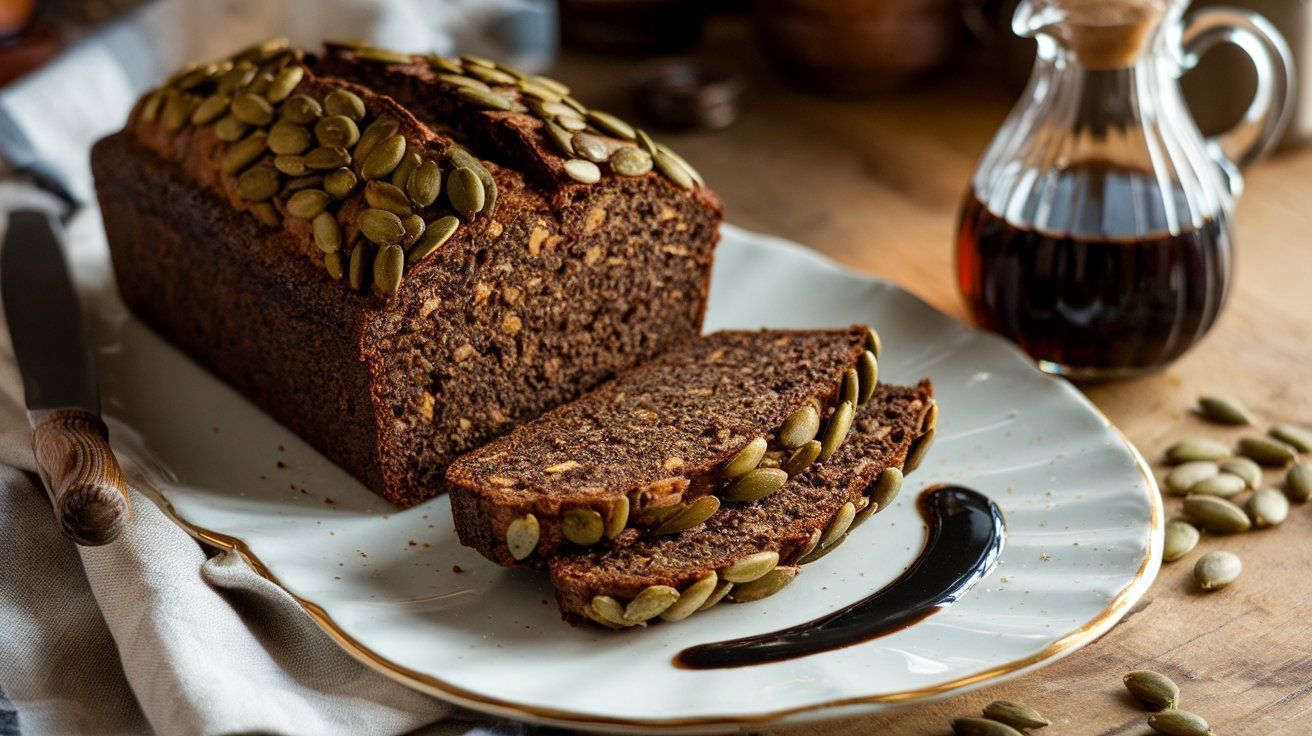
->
[[956, 0, 1295, 380]]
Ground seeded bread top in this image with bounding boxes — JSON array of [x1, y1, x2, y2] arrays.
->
[[548, 380, 934, 613], [126, 39, 715, 301], [447, 328, 870, 503]]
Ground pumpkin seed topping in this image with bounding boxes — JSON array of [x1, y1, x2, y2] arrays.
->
[[447, 166, 486, 219], [730, 566, 799, 602], [373, 244, 404, 300], [286, 189, 330, 219], [221, 131, 267, 174], [820, 502, 856, 548], [457, 86, 514, 111], [315, 114, 360, 148], [356, 46, 415, 65], [311, 212, 341, 253], [304, 146, 351, 170], [265, 65, 303, 103], [323, 250, 345, 280], [562, 508, 605, 546], [235, 166, 280, 201], [324, 168, 359, 199], [779, 404, 821, 449], [364, 181, 413, 215], [268, 121, 312, 155], [782, 440, 822, 477], [564, 159, 601, 184], [506, 514, 540, 560], [817, 401, 856, 463], [586, 110, 636, 139], [359, 208, 406, 246], [407, 215, 459, 264], [362, 133, 407, 180], [724, 467, 789, 503], [231, 91, 274, 126], [869, 466, 904, 512], [723, 551, 780, 583], [653, 495, 720, 536], [590, 595, 627, 626], [611, 147, 653, 177], [653, 151, 693, 189], [620, 586, 680, 624], [856, 351, 879, 404], [407, 160, 442, 207], [390, 151, 421, 189], [280, 93, 322, 124], [604, 496, 630, 540], [659, 574, 718, 622], [191, 93, 231, 125], [348, 241, 370, 290], [840, 368, 859, 405], [324, 88, 366, 120]]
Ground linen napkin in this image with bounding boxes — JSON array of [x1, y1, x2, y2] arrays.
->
[[0, 1, 559, 734]]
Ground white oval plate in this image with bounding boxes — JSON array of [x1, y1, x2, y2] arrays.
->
[[95, 224, 1162, 733]]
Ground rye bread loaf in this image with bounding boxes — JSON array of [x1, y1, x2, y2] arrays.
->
[[550, 380, 936, 627], [447, 327, 883, 566], [91, 40, 721, 506]]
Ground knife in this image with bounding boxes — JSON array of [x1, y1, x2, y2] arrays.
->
[[2, 209, 129, 545]]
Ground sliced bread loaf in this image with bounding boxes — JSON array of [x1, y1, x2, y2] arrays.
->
[[447, 327, 883, 565], [549, 380, 936, 628]]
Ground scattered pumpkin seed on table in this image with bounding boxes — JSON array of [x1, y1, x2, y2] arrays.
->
[[1245, 487, 1289, 527], [1147, 709, 1210, 736], [1196, 395, 1252, 425], [1194, 550, 1241, 590], [1237, 435, 1297, 466], [982, 700, 1050, 730], [1218, 457, 1262, 489], [950, 717, 1024, 736], [1288, 462, 1312, 502], [1165, 461, 1218, 495], [1183, 495, 1251, 533], [1187, 472, 1246, 498], [1270, 423, 1312, 453], [1123, 670, 1180, 710], [1162, 520, 1200, 562], [1165, 438, 1229, 464]]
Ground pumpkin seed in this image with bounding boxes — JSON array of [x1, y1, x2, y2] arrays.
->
[[905, 427, 936, 473], [246, 72, 273, 97], [782, 440, 822, 477], [564, 159, 601, 184], [545, 121, 575, 156], [304, 146, 351, 170], [519, 79, 562, 102], [1238, 436, 1297, 466], [401, 213, 425, 247], [283, 173, 322, 192], [447, 167, 486, 219], [447, 146, 497, 215], [407, 160, 442, 207], [581, 604, 623, 630], [794, 529, 823, 560], [1147, 709, 1210, 736], [950, 717, 1023, 736], [723, 551, 780, 583], [324, 168, 358, 199], [1218, 457, 1262, 489], [865, 327, 882, 357], [457, 86, 514, 110], [636, 129, 657, 155], [586, 110, 636, 139], [465, 65, 518, 86], [1197, 395, 1252, 425], [1183, 495, 1251, 533], [348, 241, 371, 290], [817, 401, 856, 463], [506, 513, 540, 560], [654, 495, 719, 536], [697, 581, 734, 612], [981, 700, 1050, 730], [868, 467, 904, 514], [623, 585, 680, 623], [611, 147, 653, 177], [660, 574, 718, 622], [191, 93, 231, 125], [653, 151, 693, 189], [272, 153, 307, 177], [1163, 520, 1200, 562], [221, 130, 267, 174], [570, 133, 608, 161], [562, 508, 605, 546], [730, 566, 799, 602], [364, 181, 413, 215], [407, 215, 459, 264], [1166, 438, 1230, 464], [359, 208, 405, 246], [724, 467, 789, 503], [315, 114, 359, 148], [373, 244, 404, 300], [286, 189, 330, 219], [1195, 550, 1241, 590], [460, 53, 497, 69], [217, 62, 257, 95], [1123, 670, 1180, 710], [235, 166, 279, 201], [529, 74, 570, 96], [1271, 423, 1312, 453], [139, 90, 165, 122], [323, 250, 345, 280], [590, 595, 627, 626], [1287, 462, 1312, 502], [356, 46, 414, 65], [634, 502, 683, 528], [163, 92, 199, 132], [425, 55, 462, 74], [390, 151, 421, 188], [857, 351, 878, 404], [438, 73, 489, 91], [1245, 487, 1289, 527], [268, 121, 311, 155], [264, 65, 303, 103], [323, 88, 366, 120], [779, 404, 821, 449], [1187, 472, 1245, 498], [280, 93, 322, 124], [604, 495, 630, 540], [231, 91, 274, 126], [250, 202, 279, 227], [657, 144, 704, 185], [354, 115, 399, 164], [362, 134, 407, 180], [214, 114, 248, 142], [840, 368, 859, 405], [557, 114, 588, 132], [820, 502, 856, 548], [311, 212, 341, 254]]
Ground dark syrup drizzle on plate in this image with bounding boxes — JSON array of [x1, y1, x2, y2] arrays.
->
[[675, 485, 1005, 669]]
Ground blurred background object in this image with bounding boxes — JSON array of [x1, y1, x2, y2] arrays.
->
[[558, 0, 710, 54], [633, 61, 743, 130]]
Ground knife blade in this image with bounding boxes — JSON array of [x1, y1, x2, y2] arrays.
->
[[2, 209, 129, 545]]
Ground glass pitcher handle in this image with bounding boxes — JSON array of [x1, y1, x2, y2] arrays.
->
[[1182, 8, 1296, 173]]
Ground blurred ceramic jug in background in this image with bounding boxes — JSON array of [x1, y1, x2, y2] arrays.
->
[[956, 0, 1294, 380]]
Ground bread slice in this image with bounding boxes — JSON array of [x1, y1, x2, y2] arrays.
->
[[447, 327, 883, 566], [549, 380, 935, 628]]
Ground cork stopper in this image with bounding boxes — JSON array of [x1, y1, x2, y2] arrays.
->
[[1055, 0, 1167, 69]]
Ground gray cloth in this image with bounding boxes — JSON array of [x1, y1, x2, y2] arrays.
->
[[0, 0, 557, 734]]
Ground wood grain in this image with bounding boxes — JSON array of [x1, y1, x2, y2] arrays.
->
[[31, 407, 130, 546], [557, 16, 1312, 735]]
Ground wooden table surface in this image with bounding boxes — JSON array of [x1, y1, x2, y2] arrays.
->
[[557, 17, 1312, 736]]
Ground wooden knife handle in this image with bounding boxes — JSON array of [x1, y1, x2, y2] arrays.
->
[[31, 408, 130, 546]]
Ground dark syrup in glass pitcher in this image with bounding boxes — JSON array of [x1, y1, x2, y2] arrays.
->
[[957, 0, 1294, 380]]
